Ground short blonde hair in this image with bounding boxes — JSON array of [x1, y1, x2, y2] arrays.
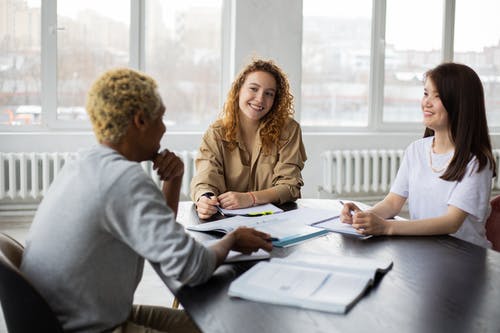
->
[[86, 68, 162, 144]]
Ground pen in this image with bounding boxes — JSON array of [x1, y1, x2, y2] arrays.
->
[[340, 200, 353, 217], [201, 192, 225, 216]]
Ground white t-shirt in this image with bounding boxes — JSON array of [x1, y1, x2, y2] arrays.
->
[[390, 136, 493, 248]]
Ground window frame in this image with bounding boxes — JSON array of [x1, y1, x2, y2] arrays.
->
[[1, 0, 498, 134]]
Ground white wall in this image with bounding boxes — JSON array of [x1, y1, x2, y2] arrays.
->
[[224, 0, 303, 110]]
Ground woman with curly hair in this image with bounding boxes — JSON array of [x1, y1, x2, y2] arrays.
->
[[191, 58, 307, 219]]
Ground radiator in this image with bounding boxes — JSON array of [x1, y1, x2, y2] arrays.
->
[[0, 151, 197, 201], [321, 149, 500, 197]]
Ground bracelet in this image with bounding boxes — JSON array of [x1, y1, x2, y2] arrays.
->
[[248, 192, 256, 206]]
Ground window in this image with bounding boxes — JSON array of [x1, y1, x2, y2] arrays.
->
[[454, 0, 500, 127], [145, 0, 222, 130], [301, 0, 499, 130], [0, 0, 222, 130], [57, 0, 130, 122], [0, 0, 41, 126], [302, 0, 372, 127], [383, 0, 443, 123]]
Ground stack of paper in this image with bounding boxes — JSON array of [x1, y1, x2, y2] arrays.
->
[[228, 252, 393, 313]]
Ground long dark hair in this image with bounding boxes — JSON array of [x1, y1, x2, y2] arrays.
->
[[423, 63, 496, 181]]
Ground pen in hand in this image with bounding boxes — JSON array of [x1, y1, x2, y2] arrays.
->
[[201, 192, 224, 215]]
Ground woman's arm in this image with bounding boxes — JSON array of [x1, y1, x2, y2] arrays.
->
[[190, 127, 227, 203], [370, 192, 407, 219], [341, 192, 406, 224], [267, 120, 307, 204], [217, 188, 279, 209], [352, 205, 467, 236], [191, 127, 228, 219]]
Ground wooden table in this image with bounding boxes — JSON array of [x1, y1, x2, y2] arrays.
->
[[175, 199, 500, 333]]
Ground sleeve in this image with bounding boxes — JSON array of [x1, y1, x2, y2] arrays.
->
[[272, 121, 307, 203], [104, 166, 217, 287], [190, 127, 227, 202], [390, 144, 411, 198], [448, 159, 493, 222]]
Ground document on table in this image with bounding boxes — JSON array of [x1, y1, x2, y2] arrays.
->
[[305, 200, 406, 239], [312, 217, 372, 239], [302, 199, 373, 239], [218, 203, 284, 216], [188, 207, 337, 247], [228, 252, 393, 313]]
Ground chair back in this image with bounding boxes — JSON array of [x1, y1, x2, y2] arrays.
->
[[486, 196, 500, 252], [0, 232, 64, 333]]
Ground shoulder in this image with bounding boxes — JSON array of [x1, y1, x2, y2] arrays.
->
[[405, 137, 431, 155], [466, 155, 493, 177], [89, 146, 151, 189], [204, 120, 225, 140], [279, 118, 302, 138]]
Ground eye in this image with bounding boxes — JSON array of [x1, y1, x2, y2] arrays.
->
[[265, 91, 275, 98], [250, 87, 258, 92]]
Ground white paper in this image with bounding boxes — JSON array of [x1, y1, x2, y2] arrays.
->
[[188, 207, 337, 246], [313, 217, 372, 239], [219, 203, 283, 216], [228, 253, 393, 314]]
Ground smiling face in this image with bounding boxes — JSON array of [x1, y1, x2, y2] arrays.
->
[[238, 71, 277, 122], [421, 78, 449, 132]]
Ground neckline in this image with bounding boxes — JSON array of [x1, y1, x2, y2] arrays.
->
[[429, 138, 453, 173]]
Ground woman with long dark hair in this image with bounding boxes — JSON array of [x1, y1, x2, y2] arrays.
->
[[341, 63, 496, 248]]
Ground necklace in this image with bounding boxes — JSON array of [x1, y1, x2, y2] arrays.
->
[[428, 139, 452, 173]]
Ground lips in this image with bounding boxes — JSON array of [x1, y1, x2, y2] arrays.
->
[[249, 103, 264, 112]]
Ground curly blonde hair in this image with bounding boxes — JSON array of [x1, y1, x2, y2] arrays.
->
[[221, 59, 294, 153], [86, 68, 162, 144]]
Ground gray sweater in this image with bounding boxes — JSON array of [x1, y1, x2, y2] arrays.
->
[[21, 145, 216, 332]]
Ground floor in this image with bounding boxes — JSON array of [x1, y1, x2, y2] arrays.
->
[[0, 219, 176, 333]]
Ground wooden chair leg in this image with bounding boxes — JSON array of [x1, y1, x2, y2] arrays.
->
[[172, 297, 180, 309]]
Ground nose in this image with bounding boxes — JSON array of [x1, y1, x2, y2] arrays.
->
[[255, 91, 264, 102], [422, 95, 432, 107]]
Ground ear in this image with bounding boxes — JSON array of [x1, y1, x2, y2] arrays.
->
[[132, 110, 147, 131]]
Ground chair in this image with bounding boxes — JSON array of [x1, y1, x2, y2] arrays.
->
[[0, 232, 64, 333], [486, 196, 500, 252]]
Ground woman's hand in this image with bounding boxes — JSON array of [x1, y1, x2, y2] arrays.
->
[[218, 191, 254, 209], [351, 211, 389, 236], [196, 195, 219, 219], [340, 202, 362, 224], [153, 149, 184, 181]]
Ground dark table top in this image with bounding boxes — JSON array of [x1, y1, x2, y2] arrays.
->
[[175, 199, 500, 333]]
